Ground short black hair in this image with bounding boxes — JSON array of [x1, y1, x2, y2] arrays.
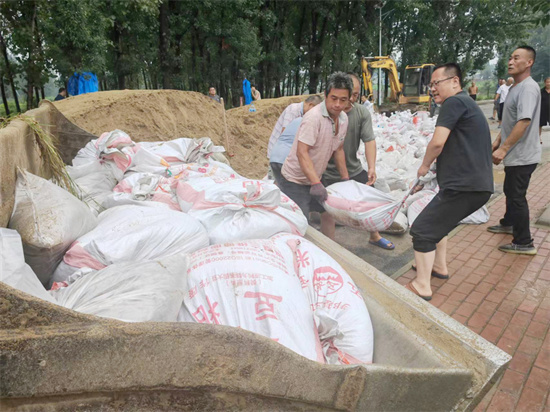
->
[[434, 63, 462, 86], [58, 87, 66, 93], [325, 71, 353, 97], [517, 45, 536, 62], [305, 95, 322, 104], [209, 86, 215, 89]]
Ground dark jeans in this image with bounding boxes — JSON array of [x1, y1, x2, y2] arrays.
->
[[498, 102, 504, 121], [411, 189, 492, 253], [270, 162, 283, 185], [500, 164, 537, 245]]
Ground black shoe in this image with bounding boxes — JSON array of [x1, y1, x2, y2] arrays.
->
[[498, 242, 537, 255], [487, 224, 513, 234]]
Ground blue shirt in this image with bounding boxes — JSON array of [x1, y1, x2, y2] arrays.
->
[[269, 118, 303, 164]]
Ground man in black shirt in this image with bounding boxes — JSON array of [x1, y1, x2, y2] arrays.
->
[[54, 87, 67, 101], [406, 63, 493, 300]]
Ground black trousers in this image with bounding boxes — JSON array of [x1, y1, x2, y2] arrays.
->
[[411, 189, 492, 253], [500, 164, 537, 245]]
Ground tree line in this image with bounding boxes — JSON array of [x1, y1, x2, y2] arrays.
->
[[0, 0, 547, 115]]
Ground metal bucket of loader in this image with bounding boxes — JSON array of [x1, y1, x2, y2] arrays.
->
[[0, 100, 510, 411]]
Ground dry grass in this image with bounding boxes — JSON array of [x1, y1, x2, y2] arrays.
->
[[2, 114, 78, 197]]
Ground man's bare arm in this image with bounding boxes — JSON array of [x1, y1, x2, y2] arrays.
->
[[333, 145, 349, 180], [492, 119, 531, 165], [297, 141, 321, 183]]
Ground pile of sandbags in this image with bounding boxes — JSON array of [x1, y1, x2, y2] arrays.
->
[[356, 110, 489, 227], [2, 130, 374, 365]]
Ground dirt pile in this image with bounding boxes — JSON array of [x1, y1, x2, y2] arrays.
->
[[54, 90, 311, 179]]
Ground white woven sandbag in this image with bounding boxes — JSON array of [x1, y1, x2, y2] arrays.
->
[[179, 240, 325, 363], [105, 172, 181, 211], [271, 233, 373, 365], [176, 178, 307, 244], [51, 205, 209, 285], [129, 138, 229, 177], [72, 130, 135, 181], [8, 170, 97, 286], [324, 180, 411, 232], [51, 254, 188, 322], [460, 205, 490, 225], [406, 190, 437, 226], [67, 161, 118, 215], [0, 228, 57, 304]]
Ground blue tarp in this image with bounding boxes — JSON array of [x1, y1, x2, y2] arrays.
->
[[243, 79, 252, 105], [67, 72, 99, 96]]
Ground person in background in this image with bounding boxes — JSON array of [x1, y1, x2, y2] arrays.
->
[[320, 73, 393, 250], [251, 86, 261, 101], [490, 79, 505, 120], [489, 46, 541, 255], [468, 81, 478, 100], [207, 86, 221, 103], [54, 87, 67, 101], [268, 96, 322, 182], [408, 63, 493, 300], [540, 77, 550, 139], [276, 72, 351, 220], [496, 77, 514, 128], [267, 95, 323, 160]]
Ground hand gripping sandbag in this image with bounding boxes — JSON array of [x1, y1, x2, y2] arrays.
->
[[176, 178, 308, 244], [8, 170, 98, 286], [50, 254, 188, 322], [272, 233, 373, 365], [323, 180, 417, 232], [0, 228, 57, 304], [50, 205, 209, 285], [179, 240, 325, 363]]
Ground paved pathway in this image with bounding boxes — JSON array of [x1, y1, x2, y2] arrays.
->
[[396, 162, 550, 412]]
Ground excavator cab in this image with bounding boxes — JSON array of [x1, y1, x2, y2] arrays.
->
[[401, 64, 435, 104]]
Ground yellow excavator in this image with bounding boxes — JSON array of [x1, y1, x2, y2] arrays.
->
[[361, 56, 434, 105]]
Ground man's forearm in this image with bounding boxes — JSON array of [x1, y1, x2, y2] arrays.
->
[[501, 120, 530, 151], [297, 145, 321, 183], [422, 142, 443, 168], [364, 140, 376, 170]]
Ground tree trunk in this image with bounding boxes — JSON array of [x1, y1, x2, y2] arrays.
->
[[308, 10, 329, 94], [34, 87, 40, 107], [294, 4, 307, 96], [1, 76, 10, 116], [40, 87, 45, 100], [159, 0, 171, 89], [0, 31, 20, 112]]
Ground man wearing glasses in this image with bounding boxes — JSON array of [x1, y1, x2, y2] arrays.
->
[[406, 63, 493, 300]]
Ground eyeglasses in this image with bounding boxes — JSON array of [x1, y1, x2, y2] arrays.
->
[[429, 77, 455, 88]]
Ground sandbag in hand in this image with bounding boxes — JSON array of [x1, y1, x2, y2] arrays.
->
[[310, 182, 328, 203]]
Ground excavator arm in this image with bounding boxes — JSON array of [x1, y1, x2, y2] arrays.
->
[[361, 56, 402, 103]]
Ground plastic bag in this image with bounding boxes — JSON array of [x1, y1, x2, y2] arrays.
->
[[179, 239, 325, 363], [51, 254, 188, 322], [176, 178, 307, 244], [323, 180, 414, 232], [51, 205, 209, 285], [8, 170, 97, 286], [0, 228, 57, 304], [272, 233, 374, 365]]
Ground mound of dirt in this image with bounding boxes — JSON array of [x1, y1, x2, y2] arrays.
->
[[54, 90, 311, 179]]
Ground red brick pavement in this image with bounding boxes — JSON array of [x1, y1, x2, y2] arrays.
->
[[396, 162, 550, 411]]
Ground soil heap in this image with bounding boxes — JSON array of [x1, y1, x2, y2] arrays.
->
[[54, 90, 310, 179]]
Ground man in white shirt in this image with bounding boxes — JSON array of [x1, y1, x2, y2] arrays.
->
[[496, 77, 514, 127]]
